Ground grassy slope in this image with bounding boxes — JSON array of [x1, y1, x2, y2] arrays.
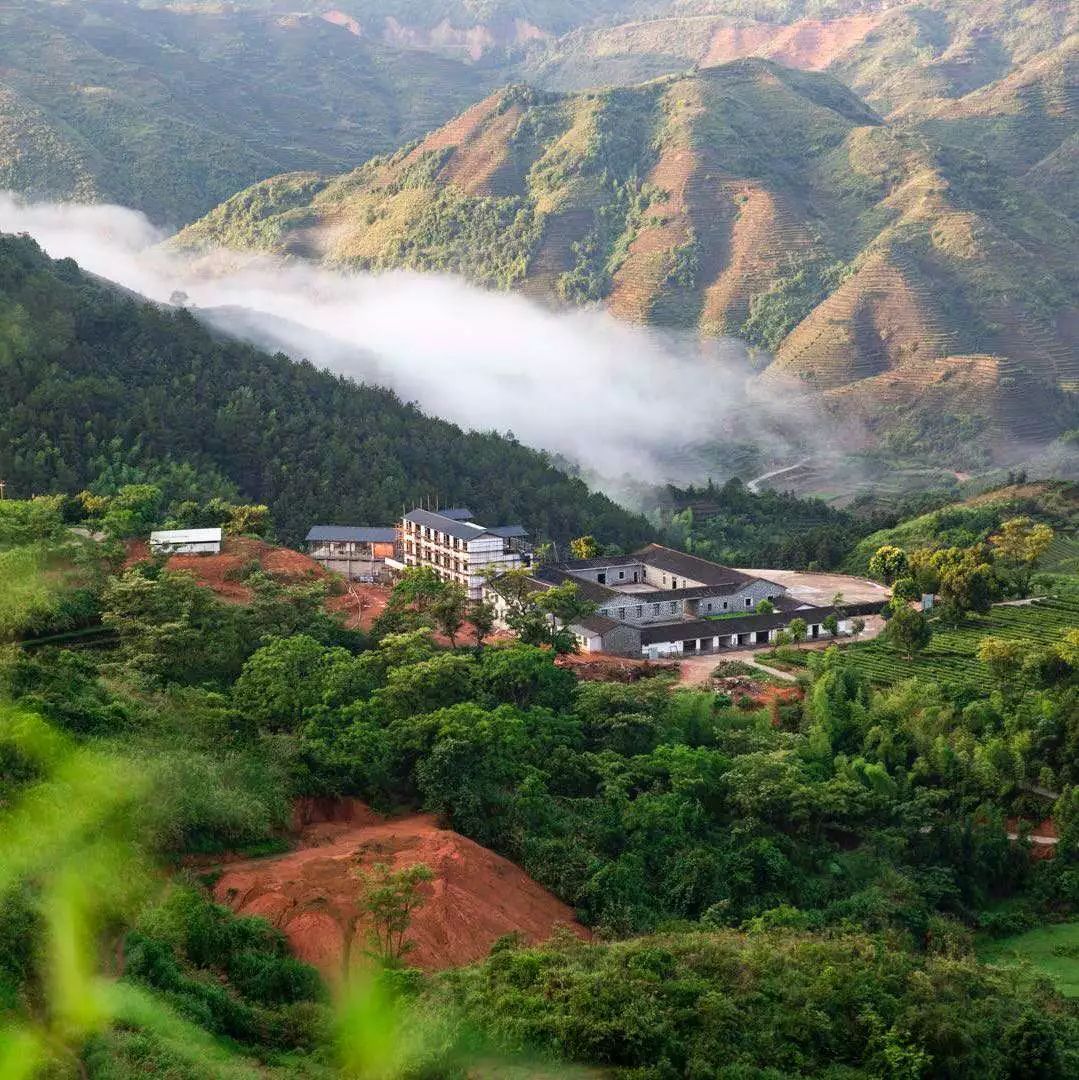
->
[[0, 0, 494, 225], [979, 922, 1079, 998], [844, 482, 1079, 573]]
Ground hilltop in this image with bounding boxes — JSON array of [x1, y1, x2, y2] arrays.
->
[[525, 1, 1077, 114], [176, 60, 1079, 460]]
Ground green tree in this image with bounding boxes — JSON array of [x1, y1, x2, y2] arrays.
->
[[390, 567, 445, 613], [991, 517, 1055, 595], [534, 581, 596, 655], [226, 503, 270, 537], [884, 602, 932, 660], [355, 862, 434, 968], [868, 545, 909, 585], [756, 598, 775, 615], [98, 484, 164, 539], [570, 535, 599, 560], [102, 569, 247, 686], [788, 618, 807, 644], [469, 599, 497, 652], [478, 644, 576, 711], [430, 583, 468, 648], [977, 636, 1025, 692], [233, 634, 359, 730], [892, 576, 920, 602], [936, 549, 999, 622]]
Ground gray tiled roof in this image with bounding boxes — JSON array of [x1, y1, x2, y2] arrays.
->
[[633, 544, 761, 588], [490, 524, 528, 539], [306, 526, 398, 544], [532, 564, 618, 602], [573, 614, 622, 634], [561, 554, 641, 571], [403, 508, 490, 541]]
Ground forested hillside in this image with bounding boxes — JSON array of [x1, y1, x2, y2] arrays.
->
[[2, 489, 1077, 1075], [177, 60, 1079, 460], [0, 233, 650, 547], [0, 0, 494, 224]]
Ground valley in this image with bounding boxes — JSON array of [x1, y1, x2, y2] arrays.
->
[[0, 3, 1076, 1078]]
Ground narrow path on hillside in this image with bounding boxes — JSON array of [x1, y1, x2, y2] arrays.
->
[[747, 457, 810, 494]]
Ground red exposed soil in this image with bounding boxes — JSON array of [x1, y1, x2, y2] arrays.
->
[[213, 800, 588, 979], [609, 140, 698, 322], [320, 9, 362, 37], [124, 537, 328, 604], [557, 652, 678, 683], [702, 15, 883, 71], [1006, 817, 1060, 860], [326, 582, 393, 632]]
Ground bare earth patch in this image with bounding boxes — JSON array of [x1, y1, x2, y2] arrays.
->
[[213, 800, 588, 980]]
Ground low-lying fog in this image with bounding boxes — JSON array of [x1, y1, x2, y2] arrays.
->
[[0, 194, 819, 492]]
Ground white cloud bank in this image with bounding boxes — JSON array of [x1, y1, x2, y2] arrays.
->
[[0, 194, 816, 488]]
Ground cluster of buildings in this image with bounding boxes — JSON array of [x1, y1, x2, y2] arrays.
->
[[306, 508, 884, 659]]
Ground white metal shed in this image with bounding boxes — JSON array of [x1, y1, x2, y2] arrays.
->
[[149, 528, 223, 555]]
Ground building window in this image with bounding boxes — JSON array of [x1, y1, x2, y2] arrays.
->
[[723, 601, 728, 610], [598, 573, 606, 585], [635, 606, 642, 617], [652, 604, 660, 615], [618, 571, 625, 579], [618, 608, 626, 620], [745, 598, 753, 608], [662, 575, 668, 586], [670, 602, 677, 612]]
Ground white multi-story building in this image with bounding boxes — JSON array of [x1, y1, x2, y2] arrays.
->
[[399, 508, 531, 600]]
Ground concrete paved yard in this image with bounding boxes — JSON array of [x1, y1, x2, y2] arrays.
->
[[736, 568, 891, 607]]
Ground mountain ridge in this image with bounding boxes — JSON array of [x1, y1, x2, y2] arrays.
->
[[0, 231, 652, 547], [173, 59, 1078, 461]]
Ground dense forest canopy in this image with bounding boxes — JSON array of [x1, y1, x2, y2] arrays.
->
[[1, 490, 1077, 1075], [0, 233, 651, 549]]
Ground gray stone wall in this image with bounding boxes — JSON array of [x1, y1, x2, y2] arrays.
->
[[571, 563, 645, 587], [596, 596, 684, 625], [693, 579, 779, 617], [599, 622, 643, 657], [595, 579, 782, 625]]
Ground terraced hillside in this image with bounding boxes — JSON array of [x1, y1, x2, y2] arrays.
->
[[525, 1, 1077, 114], [177, 59, 1078, 456]]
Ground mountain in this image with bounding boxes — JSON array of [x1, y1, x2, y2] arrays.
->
[[0, 232, 651, 547], [175, 60, 1078, 460], [0, 0, 496, 225], [523, 1, 1077, 111], [4, 2, 1073, 229]]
